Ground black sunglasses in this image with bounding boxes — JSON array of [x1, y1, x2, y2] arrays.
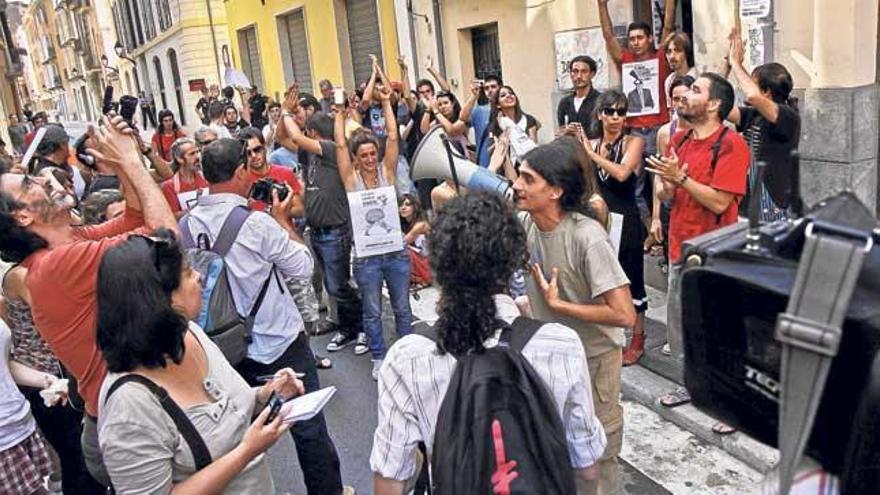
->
[[602, 107, 627, 117]]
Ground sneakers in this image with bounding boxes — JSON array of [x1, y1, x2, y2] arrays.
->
[[354, 332, 369, 355], [326, 332, 356, 352], [372, 359, 384, 380]]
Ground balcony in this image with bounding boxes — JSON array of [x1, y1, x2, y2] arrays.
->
[[40, 46, 56, 64]]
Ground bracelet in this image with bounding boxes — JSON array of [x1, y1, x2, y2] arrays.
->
[[677, 175, 689, 186]]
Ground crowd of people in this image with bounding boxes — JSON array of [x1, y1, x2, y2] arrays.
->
[[0, 0, 803, 491]]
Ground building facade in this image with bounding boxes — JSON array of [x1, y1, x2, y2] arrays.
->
[[405, 0, 880, 212], [223, 0, 403, 103], [110, 0, 230, 127]]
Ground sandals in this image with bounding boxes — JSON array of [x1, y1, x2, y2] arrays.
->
[[659, 386, 691, 408], [622, 332, 645, 366], [315, 355, 333, 370], [712, 422, 737, 435]]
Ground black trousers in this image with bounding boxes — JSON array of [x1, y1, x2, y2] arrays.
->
[[236, 333, 343, 495], [21, 386, 107, 494]]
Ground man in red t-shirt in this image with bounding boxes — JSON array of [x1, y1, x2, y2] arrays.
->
[[647, 73, 749, 362], [599, 0, 676, 223], [0, 116, 179, 486], [240, 127, 304, 216], [160, 137, 209, 217]]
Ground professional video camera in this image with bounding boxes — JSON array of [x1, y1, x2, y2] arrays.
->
[[679, 189, 879, 494]]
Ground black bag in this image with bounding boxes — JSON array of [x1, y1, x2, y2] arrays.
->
[[678, 192, 880, 492], [428, 317, 577, 495]]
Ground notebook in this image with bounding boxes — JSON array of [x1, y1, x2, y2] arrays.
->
[[281, 386, 337, 424]]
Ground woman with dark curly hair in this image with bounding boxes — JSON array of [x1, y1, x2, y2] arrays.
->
[[370, 193, 606, 493]]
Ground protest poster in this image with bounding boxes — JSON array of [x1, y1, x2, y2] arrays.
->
[[621, 58, 661, 117], [554, 28, 611, 90], [348, 185, 403, 258]]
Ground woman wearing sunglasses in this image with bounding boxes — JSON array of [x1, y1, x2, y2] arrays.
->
[[583, 90, 648, 366], [96, 232, 304, 493]]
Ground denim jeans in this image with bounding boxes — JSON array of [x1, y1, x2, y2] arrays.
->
[[630, 125, 661, 222], [310, 225, 363, 337], [353, 250, 413, 360], [237, 333, 343, 495]]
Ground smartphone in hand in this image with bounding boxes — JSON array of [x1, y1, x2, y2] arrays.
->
[[265, 392, 284, 424]]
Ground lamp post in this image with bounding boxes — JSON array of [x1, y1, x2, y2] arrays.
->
[[114, 41, 136, 64], [101, 54, 119, 74]]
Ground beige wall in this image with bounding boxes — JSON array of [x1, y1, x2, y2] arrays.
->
[[412, 0, 878, 144]]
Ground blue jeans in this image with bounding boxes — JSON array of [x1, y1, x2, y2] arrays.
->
[[353, 250, 413, 359], [310, 225, 362, 337]]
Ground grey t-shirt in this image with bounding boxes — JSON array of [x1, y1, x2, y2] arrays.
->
[[303, 140, 351, 228], [98, 323, 274, 494], [522, 211, 630, 358]]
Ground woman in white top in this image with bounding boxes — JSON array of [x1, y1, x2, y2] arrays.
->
[[488, 85, 541, 145], [96, 231, 304, 494]]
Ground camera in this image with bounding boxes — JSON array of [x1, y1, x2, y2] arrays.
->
[[249, 178, 289, 204], [680, 192, 880, 492], [118, 95, 139, 126], [73, 133, 96, 170]]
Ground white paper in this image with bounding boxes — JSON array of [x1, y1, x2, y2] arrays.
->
[[621, 58, 661, 117], [281, 386, 337, 424], [177, 188, 209, 212], [746, 25, 765, 68], [608, 213, 623, 256], [348, 185, 404, 258], [741, 0, 770, 18], [554, 28, 611, 90]]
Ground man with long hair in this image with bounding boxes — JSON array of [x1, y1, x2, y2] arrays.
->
[[514, 143, 636, 494]]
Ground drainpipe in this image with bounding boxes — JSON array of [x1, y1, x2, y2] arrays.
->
[[205, 0, 222, 84], [431, 0, 446, 76], [406, 0, 419, 80]]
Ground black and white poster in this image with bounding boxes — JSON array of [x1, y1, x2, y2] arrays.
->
[[348, 186, 403, 258], [622, 58, 661, 117]]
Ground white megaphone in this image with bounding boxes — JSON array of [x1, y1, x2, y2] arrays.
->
[[410, 125, 512, 199]]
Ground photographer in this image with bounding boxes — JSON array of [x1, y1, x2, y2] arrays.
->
[[239, 127, 303, 216], [184, 138, 347, 495]]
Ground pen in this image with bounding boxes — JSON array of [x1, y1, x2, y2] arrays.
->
[[256, 372, 306, 382]]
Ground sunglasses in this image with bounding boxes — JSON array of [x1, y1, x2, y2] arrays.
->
[[602, 107, 627, 117], [197, 139, 215, 148], [131, 234, 172, 273], [247, 145, 265, 157]]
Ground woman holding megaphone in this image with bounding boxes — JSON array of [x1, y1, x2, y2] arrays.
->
[[332, 83, 414, 381]]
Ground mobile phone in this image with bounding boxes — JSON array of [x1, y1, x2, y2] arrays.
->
[[333, 87, 345, 105], [473, 79, 485, 87], [265, 392, 283, 424]]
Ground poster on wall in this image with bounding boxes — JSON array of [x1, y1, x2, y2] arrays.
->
[[348, 185, 403, 258], [554, 27, 611, 91], [621, 58, 661, 117], [741, 0, 771, 18], [746, 25, 765, 68]]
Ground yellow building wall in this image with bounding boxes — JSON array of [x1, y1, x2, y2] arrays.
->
[[224, 0, 401, 99]]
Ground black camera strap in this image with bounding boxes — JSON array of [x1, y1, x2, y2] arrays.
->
[[774, 221, 873, 494]]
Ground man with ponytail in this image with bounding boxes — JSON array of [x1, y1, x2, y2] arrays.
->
[[370, 194, 606, 494], [514, 143, 636, 495]]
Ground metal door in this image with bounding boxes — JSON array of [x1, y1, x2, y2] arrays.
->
[[346, 0, 383, 85], [472, 23, 501, 81]]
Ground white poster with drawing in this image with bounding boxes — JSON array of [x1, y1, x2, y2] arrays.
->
[[621, 58, 661, 117], [746, 25, 765, 68], [554, 28, 611, 91], [348, 186, 403, 258]]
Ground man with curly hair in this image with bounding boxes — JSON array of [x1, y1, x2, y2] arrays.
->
[[370, 193, 606, 494]]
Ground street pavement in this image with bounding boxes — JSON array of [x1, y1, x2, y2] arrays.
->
[[262, 287, 760, 494]]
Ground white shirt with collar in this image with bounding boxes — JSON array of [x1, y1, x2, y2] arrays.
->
[[370, 294, 607, 481], [186, 193, 314, 364]]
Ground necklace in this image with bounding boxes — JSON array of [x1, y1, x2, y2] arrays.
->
[[361, 171, 380, 189]]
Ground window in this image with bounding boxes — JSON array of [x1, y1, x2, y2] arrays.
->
[[142, 0, 156, 40], [237, 26, 263, 92], [157, 0, 173, 31], [345, 0, 383, 85], [153, 55, 166, 110], [168, 49, 185, 125], [277, 8, 313, 94], [472, 23, 501, 81]]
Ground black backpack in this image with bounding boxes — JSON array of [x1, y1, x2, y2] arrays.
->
[[427, 317, 577, 495]]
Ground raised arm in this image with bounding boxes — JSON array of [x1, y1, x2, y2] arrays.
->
[[397, 56, 417, 112], [277, 84, 322, 156], [238, 87, 252, 124], [661, 0, 677, 42], [584, 134, 644, 182], [361, 60, 379, 112], [597, 0, 623, 66], [425, 55, 452, 92], [420, 99, 435, 135], [727, 33, 778, 124], [459, 82, 480, 124], [379, 88, 399, 185], [334, 104, 358, 191], [86, 115, 178, 234]]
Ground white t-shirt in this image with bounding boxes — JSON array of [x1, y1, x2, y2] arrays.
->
[[573, 95, 587, 113], [0, 320, 36, 451]]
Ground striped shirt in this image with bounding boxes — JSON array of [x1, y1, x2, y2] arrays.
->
[[370, 294, 607, 481]]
